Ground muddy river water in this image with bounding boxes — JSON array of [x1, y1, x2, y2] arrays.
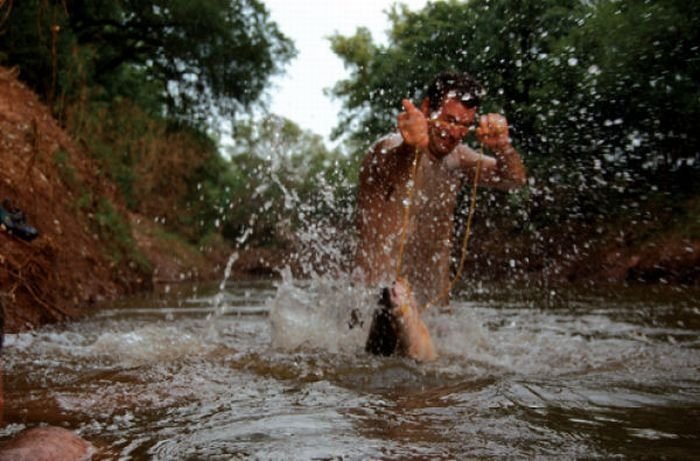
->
[[1, 276, 699, 459]]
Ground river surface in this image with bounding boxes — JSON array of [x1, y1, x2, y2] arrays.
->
[[1, 276, 699, 460]]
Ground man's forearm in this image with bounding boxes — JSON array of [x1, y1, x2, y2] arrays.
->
[[491, 143, 527, 189]]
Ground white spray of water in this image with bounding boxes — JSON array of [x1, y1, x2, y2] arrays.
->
[[90, 325, 211, 368], [206, 250, 240, 332], [201, 118, 359, 351], [268, 268, 373, 354]]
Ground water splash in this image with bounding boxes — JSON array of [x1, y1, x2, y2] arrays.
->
[[3, 283, 699, 460], [268, 268, 372, 354], [207, 116, 356, 340], [206, 250, 239, 336], [92, 325, 214, 367]]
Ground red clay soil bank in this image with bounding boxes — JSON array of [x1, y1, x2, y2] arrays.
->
[[0, 67, 149, 332]]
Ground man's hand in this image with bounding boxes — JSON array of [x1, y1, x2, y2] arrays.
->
[[476, 113, 511, 150], [397, 99, 429, 149]]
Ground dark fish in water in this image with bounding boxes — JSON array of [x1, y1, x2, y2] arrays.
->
[[365, 278, 436, 362], [365, 286, 399, 356]]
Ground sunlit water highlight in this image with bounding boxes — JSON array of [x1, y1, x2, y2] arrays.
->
[[2, 278, 699, 460]]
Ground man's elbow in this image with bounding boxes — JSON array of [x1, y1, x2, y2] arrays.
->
[[498, 168, 527, 190], [511, 170, 527, 189]]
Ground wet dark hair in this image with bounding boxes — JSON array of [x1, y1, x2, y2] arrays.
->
[[426, 70, 484, 112]]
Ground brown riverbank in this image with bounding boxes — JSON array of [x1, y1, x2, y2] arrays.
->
[[0, 67, 228, 331], [0, 66, 297, 332]]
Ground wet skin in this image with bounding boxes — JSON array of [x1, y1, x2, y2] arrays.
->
[[355, 95, 527, 359], [0, 427, 94, 461], [355, 97, 526, 306], [365, 278, 436, 362], [0, 330, 93, 460]]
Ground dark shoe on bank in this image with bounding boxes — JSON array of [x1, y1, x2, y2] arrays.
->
[[0, 199, 39, 241]]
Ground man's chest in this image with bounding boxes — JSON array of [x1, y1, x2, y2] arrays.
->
[[413, 157, 461, 211]]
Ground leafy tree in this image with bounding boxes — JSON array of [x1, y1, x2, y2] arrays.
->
[[225, 115, 355, 264], [0, 0, 302, 250], [0, 0, 296, 123], [536, 0, 700, 194]]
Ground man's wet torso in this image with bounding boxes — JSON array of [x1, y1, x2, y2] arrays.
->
[[354, 133, 467, 307]]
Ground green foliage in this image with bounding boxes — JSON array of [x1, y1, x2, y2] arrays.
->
[[59, 92, 233, 245], [0, 0, 305, 253], [543, 0, 700, 179], [53, 149, 79, 190], [0, 0, 295, 123], [53, 146, 147, 270], [225, 115, 353, 249], [92, 197, 152, 273]]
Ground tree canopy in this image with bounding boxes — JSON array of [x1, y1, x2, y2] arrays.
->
[[0, 0, 296, 123], [224, 115, 354, 255]]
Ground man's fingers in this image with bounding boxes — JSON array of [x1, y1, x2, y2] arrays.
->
[[478, 114, 508, 136], [398, 100, 429, 148], [402, 99, 418, 113], [479, 115, 488, 128]]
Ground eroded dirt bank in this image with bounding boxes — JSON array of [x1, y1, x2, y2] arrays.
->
[[0, 67, 148, 331], [0, 68, 233, 332]]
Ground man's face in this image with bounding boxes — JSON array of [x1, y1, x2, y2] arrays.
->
[[427, 97, 476, 158]]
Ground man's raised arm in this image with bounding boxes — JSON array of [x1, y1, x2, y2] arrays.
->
[[453, 113, 527, 190]]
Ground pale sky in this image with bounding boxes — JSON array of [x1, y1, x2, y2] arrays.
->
[[262, 0, 432, 148]]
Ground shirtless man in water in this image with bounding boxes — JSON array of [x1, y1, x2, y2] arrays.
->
[[356, 71, 527, 361]]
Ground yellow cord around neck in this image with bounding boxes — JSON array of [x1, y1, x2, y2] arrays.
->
[[427, 147, 483, 309], [394, 144, 484, 309], [394, 147, 422, 280]]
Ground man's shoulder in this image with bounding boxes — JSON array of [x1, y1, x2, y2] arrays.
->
[[360, 133, 404, 176], [444, 142, 479, 170], [370, 132, 403, 154], [450, 142, 479, 158]]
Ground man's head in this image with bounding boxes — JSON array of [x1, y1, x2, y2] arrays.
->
[[422, 71, 484, 157], [425, 71, 484, 112]]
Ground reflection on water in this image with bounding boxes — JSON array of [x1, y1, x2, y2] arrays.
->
[[1, 278, 699, 460]]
